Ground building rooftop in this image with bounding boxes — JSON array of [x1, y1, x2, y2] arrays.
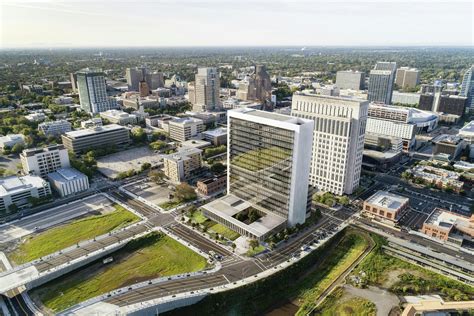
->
[[230, 107, 313, 126], [202, 127, 227, 137], [169, 117, 203, 125], [459, 121, 474, 135], [365, 190, 409, 211], [432, 134, 463, 145], [100, 110, 137, 119], [0, 175, 47, 197], [64, 124, 125, 139], [180, 139, 211, 149], [48, 168, 87, 182], [21, 144, 66, 157], [202, 194, 286, 238], [161, 146, 202, 162], [0, 134, 24, 144], [424, 208, 474, 237]]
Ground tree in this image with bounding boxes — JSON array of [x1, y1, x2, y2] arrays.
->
[[11, 143, 24, 154], [248, 239, 259, 250], [149, 140, 167, 151], [210, 162, 226, 174], [151, 131, 168, 141], [174, 183, 197, 202], [131, 127, 147, 144], [149, 170, 165, 183], [7, 204, 18, 213], [140, 162, 151, 172], [338, 196, 350, 206]]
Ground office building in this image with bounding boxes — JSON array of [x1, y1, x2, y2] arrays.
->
[[0, 175, 51, 215], [76, 68, 117, 114], [421, 208, 474, 246], [363, 190, 409, 223], [432, 134, 465, 160], [191, 67, 221, 112], [197, 173, 227, 196], [61, 124, 130, 154], [100, 110, 139, 125], [38, 120, 72, 137], [168, 117, 204, 142], [395, 67, 420, 89], [126, 67, 164, 92], [80, 118, 102, 129], [460, 65, 474, 112], [409, 165, 463, 192], [202, 127, 227, 146], [458, 120, 474, 158], [291, 94, 368, 195], [366, 104, 438, 151], [368, 62, 397, 104], [237, 77, 256, 101], [139, 80, 150, 97], [0, 134, 25, 151], [25, 112, 46, 122], [254, 65, 272, 103], [438, 95, 467, 116], [336, 70, 365, 90], [162, 147, 202, 183], [47, 168, 89, 197], [391, 91, 420, 106], [20, 145, 70, 178], [201, 108, 314, 241]]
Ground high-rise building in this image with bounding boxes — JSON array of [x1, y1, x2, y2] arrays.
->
[[70, 73, 78, 92], [291, 94, 368, 195], [191, 67, 221, 112], [139, 80, 150, 97], [395, 67, 420, 89], [127, 67, 164, 92], [20, 145, 70, 178], [201, 108, 314, 241], [461, 65, 474, 112], [254, 65, 272, 103], [146, 72, 164, 90], [162, 147, 202, 183], [368, 62, 397, 104], [76, 68, 117, 114], [336, 70, 365, 90]]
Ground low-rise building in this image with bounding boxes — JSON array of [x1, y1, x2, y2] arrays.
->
[[0, 175, 51, 215], [363, 190, 409, 222], [80, 118, 102, 129], [38, 120, 72, 136], [197, 173, 227, 196], [24, 112, 46, 122], [99, 109, 139, 125], [421, 208, 474, 247], [145, 114, 174, 131], [61, 124, 130, 154], [402, 296, 474, 316], [53, 96, 74, 104], [202, 127, 227, 146], [168, 117, 204, 142], [432, 134, 465, 160], [0, 134, 25, 151], [409, 165, 464, 192], [20, 145, 70, 178], [47, 168, 89, 197], [162, 147, 202, 183]]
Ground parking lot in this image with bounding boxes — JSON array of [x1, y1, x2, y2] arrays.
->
[[398, 208, 429, 230], [96, 146, 163, 179], [124, 180, 175, 206]]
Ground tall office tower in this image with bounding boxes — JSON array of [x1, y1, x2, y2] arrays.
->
[[291, 94, 369, 195], [76, 68, 117, 114], [192, 67, 221, 112], [20, 145, 70, 178], [395, 67, 420, 89], [139, 80, 150, 97], [146, 72, 164, 90], [236, 77, 256, 101], [461, 65, 474, 112], [126, 67, 146, 91], [336, 70, 365, 90], [201, 108, 314, 241], [254, 65, 272, 102]]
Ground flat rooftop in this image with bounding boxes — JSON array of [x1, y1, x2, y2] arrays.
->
[[64, 124, 125, 138], [161, 146, 202, 162], [48, 168, 87, 182], [230, 107, 312, 125], [365, 190, 408, 211], [202, 194, 286, 238], [202, 127, 227, 137], [0, 175, 47, 196], [425, 208, 474, 236]]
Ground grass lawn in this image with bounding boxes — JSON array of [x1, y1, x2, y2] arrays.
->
[[295, 232, 370, 315], [315, 288, 376, 316], [210, 223, 240, 241], [9, 205, 139, 264], [190, 210, 208, 224], [159, 200, 181, 210], [31, 233, 207, 312], [246, 245, 266, 257], [351, 234, 474, 301]]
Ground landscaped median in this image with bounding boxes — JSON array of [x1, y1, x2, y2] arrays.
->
[[30, 232, 208, 313], [9, 204, 140, 264]]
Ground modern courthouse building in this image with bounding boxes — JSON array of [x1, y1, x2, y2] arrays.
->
[[202, 108, 314, 241], [291, 94, 368, 195], [76, 68, 117, 114], [368, 62, 397, 104]]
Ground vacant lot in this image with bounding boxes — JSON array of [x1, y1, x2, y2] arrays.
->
[[314, 287, 376, 316], [9, 205, 139, 264], [31, 233, 207, 312], [97, 146, 162, 179], [124, 180, 174, 206]]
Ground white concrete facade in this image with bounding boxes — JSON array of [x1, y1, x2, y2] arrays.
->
[[38, 120, 72, 136], [291, 94, 368, 195], [0, 175, 51, 213], [47, 168, 89, 197], [20, 145, 70, 178]]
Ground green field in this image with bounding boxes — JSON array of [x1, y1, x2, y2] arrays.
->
[[31, 233, 207, 312], [351, 234, 474, 301], [10, 205, 139, 264], [315, 288, 376, 316], [209, 223, 240, 240], [246, 245, 266, 257], [295, 233, 370, 315], [190, 210, 208, 224], [159, 200, 181, 210]]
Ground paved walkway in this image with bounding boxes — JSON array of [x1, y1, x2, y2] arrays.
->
[[343, 285, 399, 316]]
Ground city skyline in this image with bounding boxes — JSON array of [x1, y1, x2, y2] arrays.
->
[[1, 0, 473, 48]]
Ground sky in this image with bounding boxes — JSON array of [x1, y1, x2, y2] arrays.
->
[[1, 0, 473, 48]]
